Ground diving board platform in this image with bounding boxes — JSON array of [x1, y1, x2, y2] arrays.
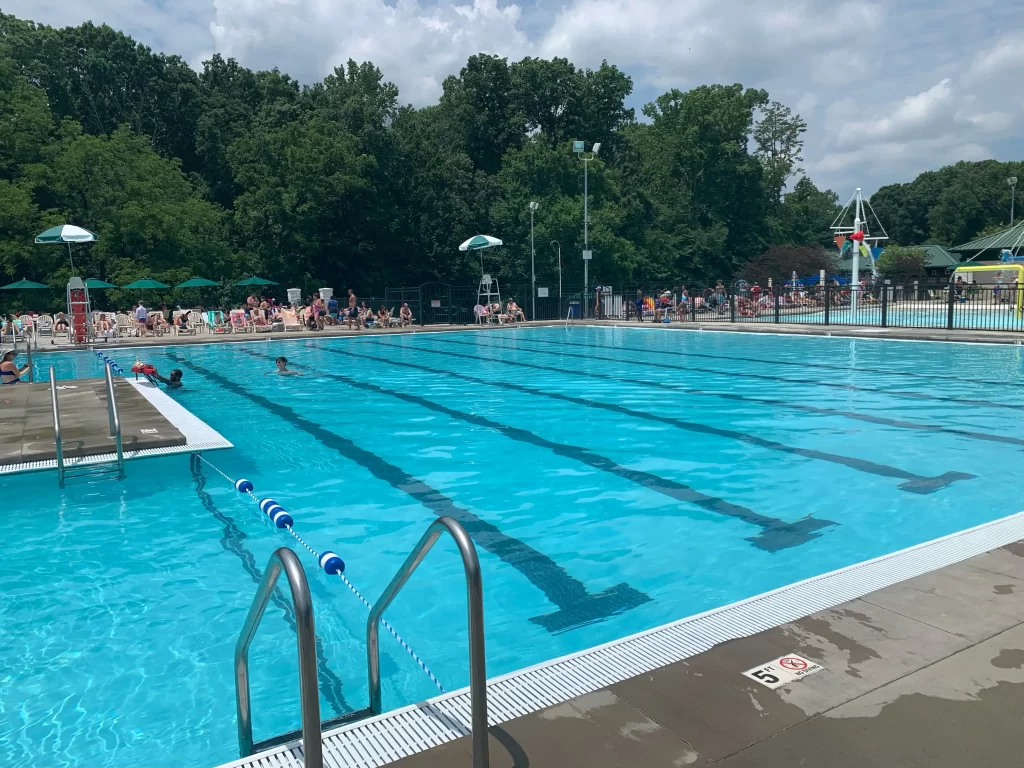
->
[[0, 376, 231, 476]]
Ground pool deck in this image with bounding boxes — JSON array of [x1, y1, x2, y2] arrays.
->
[[394, 540, 1024, 768], [23, 319, 1024, 351]]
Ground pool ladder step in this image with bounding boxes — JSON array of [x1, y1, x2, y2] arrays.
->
[[235, 518, 489, 768], [49, 366, 126, 489]]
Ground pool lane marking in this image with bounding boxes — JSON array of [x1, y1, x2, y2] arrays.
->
[[189, 454, 351, 715], [490, 334, 1024, 413], [167, 352, 651, 634], [352, 340, 974, 495], [432, 336, 1024, 450], [522, 331, 1023, 389], [238, 348, 835, 553]]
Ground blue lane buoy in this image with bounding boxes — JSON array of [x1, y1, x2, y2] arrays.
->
[[235, 478, 254, 493], [270, 509, 293, 528], [259, 498, 278, 513], [319, 551, 345, 575]]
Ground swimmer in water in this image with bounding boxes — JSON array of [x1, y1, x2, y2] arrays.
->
[[265, 356, 302, 376], [151, 368, 184, 389]]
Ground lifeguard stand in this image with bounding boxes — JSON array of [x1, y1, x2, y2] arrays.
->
[[66, 276, 91, 344], [478, 273, 501, 313]]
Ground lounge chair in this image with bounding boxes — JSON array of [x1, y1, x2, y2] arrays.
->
[[280, 308, 302, 332], [251, 309, 273, 333], [229, 309, 252, 333], [206, 310, 229, 333], [36, 314, 53, 341]]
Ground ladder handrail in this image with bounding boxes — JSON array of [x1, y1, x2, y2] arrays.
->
[[103, 364, 125, 479], [235, 547, 323, 768], [49, 367, 64, 488], [367, 516, 489, 768]]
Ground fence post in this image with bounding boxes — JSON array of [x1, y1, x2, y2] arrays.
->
[[418, 286, 425, 326], [946, 283, 955, 330], [774, 286, 780, 324], [881, 281, 889, 327], [824, 284, 831, 325], [729, 293, 736, 322]]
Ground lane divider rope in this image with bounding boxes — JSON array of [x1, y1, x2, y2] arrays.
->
[[194, 453, 446, 694]]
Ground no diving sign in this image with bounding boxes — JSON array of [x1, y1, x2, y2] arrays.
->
[[742, 654, 823, 690]]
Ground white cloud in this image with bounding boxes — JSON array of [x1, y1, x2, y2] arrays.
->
[[4, 0, 1023, 194]]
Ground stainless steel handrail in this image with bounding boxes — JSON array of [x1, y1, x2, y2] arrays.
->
[[49, 367, 65, 488], [103, 364, 125, 479], [367, 516, 488, 768], [235, 547, 323, 768], [25, 337, 33, 382]]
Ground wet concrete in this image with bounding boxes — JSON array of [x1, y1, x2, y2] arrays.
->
[[393, 542, 1024, 767]]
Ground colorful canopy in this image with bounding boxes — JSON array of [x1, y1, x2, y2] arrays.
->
[[176, 277, 219, 288], [0, 278, 50, 289], [34, 224, 98, 244], [234, 275, 278, 286], [121, 277, 170, 289]]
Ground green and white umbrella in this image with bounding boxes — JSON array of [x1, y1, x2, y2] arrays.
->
[[458, 234, 503, 251], [34, 224, 98, 275]]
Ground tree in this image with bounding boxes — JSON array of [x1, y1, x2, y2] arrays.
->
[[753, 101, 806, 201], [741, 245, 837, 287], [768, 177, 840, 248], [876, 246, 926, 284]]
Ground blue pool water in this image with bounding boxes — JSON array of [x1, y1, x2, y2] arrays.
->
[[3, 327, 1024, 768]]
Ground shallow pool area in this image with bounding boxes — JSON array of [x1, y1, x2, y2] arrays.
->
[[3, 326, 1024, 768]]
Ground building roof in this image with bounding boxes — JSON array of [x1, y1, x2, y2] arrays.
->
[[951, 221, 1024, 255], [837, 244, 958, 274]]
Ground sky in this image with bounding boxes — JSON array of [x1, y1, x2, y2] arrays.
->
[[6, 0, 1023, 195]]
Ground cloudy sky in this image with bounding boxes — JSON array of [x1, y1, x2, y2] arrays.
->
[[8, 0, 1023, 195]]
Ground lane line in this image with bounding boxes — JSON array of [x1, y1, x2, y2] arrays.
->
[[239, 348, 835, 553], [344, 341, 974, 495], [168, 352, 651, 634]]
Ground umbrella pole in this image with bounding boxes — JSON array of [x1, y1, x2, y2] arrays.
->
[[67, 242, 76, 275]]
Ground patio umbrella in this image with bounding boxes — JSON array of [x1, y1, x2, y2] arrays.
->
[[458, 234, 504, 272], [0, 278, 50, 290], [234, 275, 278, 286], [34, 224, 98, 274], [176, 277, 219, 288], [122, 277, 170, 290], [83, 278, 119, 289]]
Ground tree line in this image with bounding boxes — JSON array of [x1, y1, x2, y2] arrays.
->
[[0, 11, 1020, 311]]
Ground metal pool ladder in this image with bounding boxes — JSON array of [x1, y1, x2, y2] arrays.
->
[[235, 517, 489, 768], [50, 365, 125, 488]]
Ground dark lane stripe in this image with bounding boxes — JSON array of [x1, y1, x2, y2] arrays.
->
[[189, 454, 350, 715], [528, 331, 1021, 388], [439, 336, 1024, 449], [169, 352, 650, 634], [494, 334, 1024, 412], [349, 341, 974, 495], [239, 348, 834, 552]]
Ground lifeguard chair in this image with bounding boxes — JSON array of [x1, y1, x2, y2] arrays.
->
[[66, 276, 92, 344]]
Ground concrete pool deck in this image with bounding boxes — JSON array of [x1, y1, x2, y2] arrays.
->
[[394, 540, 1024, 768], [22, 318, 1024, 352]]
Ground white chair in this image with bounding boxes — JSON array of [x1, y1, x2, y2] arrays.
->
[[188, 310, 206, 333], [116, 313, 136, 336]]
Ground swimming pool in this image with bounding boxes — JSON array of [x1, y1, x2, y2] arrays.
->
[[4, 326, 1024, 768]]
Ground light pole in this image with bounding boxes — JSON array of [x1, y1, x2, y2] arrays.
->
[[574, 141, 600, 314], [550, 241, 562, 299], [1009, 177, 1018, 225], [529, 201, 538, 320]]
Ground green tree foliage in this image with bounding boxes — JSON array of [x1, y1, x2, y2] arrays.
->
[[876, 245, 926, 284], [0, 10, 1018, 308]]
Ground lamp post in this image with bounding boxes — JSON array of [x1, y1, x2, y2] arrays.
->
[[574, 141, 600, 315], [1009, 177, 1018, 226], [550, 241, 562, 299], [529, 201, 539, 320]]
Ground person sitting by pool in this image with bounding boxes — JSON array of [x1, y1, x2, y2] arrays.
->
[[400, 302, 413, 326], [507, 300, 525, 322], [150, 367, 183, 389], [0, 350, 29, 384], [377, 305, 391, 326], [361, 302, 375, 327], [53, 312, 69, 333], [265, 356, 301, 376]]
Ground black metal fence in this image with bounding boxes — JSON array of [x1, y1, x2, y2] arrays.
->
[[385, 282, 1024, 332]]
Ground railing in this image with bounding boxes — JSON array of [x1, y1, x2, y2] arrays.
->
[[367, 516, 489, 768], [104, 364, 125, 480], [49, 367, 65, 488], [235, 547, 323, 768]]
